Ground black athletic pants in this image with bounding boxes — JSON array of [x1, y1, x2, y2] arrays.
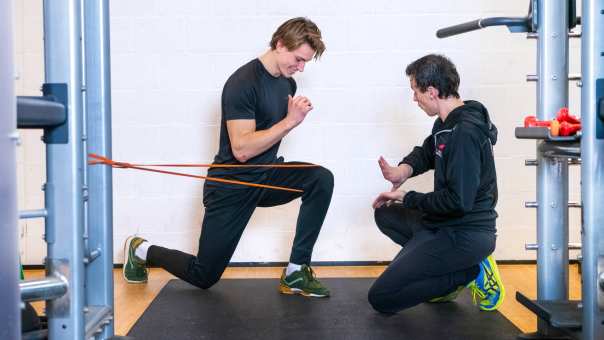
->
[[147, 163, 334, 289], [368, 204, 496, 313]]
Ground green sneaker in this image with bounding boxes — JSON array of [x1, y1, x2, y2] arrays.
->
[[279, 265, 330, 298], [122, 235, 148, 284], [468, 255, 505, 311], [428, 285, 465, 303]]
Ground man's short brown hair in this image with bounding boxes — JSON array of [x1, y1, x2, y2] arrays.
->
[[269, 17, 325, 59]]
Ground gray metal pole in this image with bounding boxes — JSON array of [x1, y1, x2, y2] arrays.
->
[[84, 0, 114, 338], [536, 0, 570, 289], [19, 209, 48, 219], [580, 0, 604, 338], [535, 0, 570, 334], [43, 0, 86, 338], [20, 277, 68, 302], [0, 0, 22, 339]]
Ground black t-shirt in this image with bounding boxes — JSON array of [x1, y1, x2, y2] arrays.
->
[[206, 58, 297, 188]]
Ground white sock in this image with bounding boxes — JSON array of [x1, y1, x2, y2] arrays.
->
[[135, 241, 151, 261], [286, 262, 302, 276]]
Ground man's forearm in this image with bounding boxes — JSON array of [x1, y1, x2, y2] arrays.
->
[[231, 118, 296, 162]]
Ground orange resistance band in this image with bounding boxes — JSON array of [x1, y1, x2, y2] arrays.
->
[[88, 154, 319, 193]]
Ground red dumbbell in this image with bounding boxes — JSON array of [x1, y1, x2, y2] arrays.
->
[[556, 108, 581, 124], [554, 121, 582, 136], [524, 116, 556, 128]]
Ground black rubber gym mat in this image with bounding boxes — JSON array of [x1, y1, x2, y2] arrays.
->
[[128, 278, 520, 340]]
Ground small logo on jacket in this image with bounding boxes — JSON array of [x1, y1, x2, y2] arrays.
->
[[436, 143, 446, 157]]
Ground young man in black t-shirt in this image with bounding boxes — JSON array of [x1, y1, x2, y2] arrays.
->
[[368, 54, 505, 313], [123, 17, 333, 297]]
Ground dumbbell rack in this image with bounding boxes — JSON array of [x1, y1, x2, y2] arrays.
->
[[437, 1, 604, 339], [514, 121, 581, 339]]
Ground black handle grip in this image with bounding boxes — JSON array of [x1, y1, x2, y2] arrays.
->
[[437, 17, 529, 38], [436, 19, 482, 38]]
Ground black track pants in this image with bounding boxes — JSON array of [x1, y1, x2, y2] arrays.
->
[[147, 163, 334, 289], [368, 204, 496, 313]]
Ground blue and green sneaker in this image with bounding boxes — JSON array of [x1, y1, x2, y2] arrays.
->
[[468, 255, 505, 311], [122, 235, 148, 284], [279, 264, 330, 298]]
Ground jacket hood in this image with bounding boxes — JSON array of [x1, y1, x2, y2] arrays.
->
[[442, 100, 498, 145]]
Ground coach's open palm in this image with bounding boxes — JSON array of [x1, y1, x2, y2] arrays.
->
[[378, 156, 410, 190], [372, 190, 407, 209]]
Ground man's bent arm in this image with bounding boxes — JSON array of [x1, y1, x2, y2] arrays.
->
[[227, 118, 296, 163]]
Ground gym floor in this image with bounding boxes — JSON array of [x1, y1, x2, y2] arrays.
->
[[25, 264, 581, 336]]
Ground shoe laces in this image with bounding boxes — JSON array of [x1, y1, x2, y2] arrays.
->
[[303, 266, 323, 287], [469, 283, 485, 305], [470, 264, 499, 304], [483, 265, 499, 295], [304, 265, 317, 280]]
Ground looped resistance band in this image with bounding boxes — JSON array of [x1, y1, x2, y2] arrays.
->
[[88, 153, 319, 193]]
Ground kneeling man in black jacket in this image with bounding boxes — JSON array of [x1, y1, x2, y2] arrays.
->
[[368, 54, 505, 313]]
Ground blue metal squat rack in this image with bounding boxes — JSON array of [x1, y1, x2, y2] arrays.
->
[[437, 0, 604, 339], [1, 0, 115, 339]]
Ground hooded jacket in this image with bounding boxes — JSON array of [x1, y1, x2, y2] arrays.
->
[[400, 100, 498, 231]]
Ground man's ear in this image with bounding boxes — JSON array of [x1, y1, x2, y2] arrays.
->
[[427, 86, 439, 100], [275, 39, 286, 52]]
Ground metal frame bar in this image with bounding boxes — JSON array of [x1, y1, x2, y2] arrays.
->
[[85, 306, 113, 339], [84, 0, 115, 338], [43, 0, 86, 338], [0, 0, 22, 339], [20, 277, 68, 302], [535, 0, 570, 335], [580, 0, 604, 338], [19, 209, 49, 219]]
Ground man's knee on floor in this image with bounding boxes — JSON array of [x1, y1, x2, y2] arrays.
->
[[367, 288, 395, 314], [186, 263, 224, 289], [201, 274, 221, 289], [189, 274, 221, 290]]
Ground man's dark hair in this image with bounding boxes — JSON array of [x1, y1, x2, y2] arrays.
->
[[405, 54, 460, 99]]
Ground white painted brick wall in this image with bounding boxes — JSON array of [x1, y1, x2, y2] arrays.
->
[[15, 0, 47, 265], [15, 0, 584, 264]]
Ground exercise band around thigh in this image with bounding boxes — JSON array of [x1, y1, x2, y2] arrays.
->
[[88, 153, 319, 193]]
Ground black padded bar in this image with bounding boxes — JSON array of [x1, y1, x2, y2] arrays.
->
[[437, 17, 529, 38], [17, 96, 66, 129]]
